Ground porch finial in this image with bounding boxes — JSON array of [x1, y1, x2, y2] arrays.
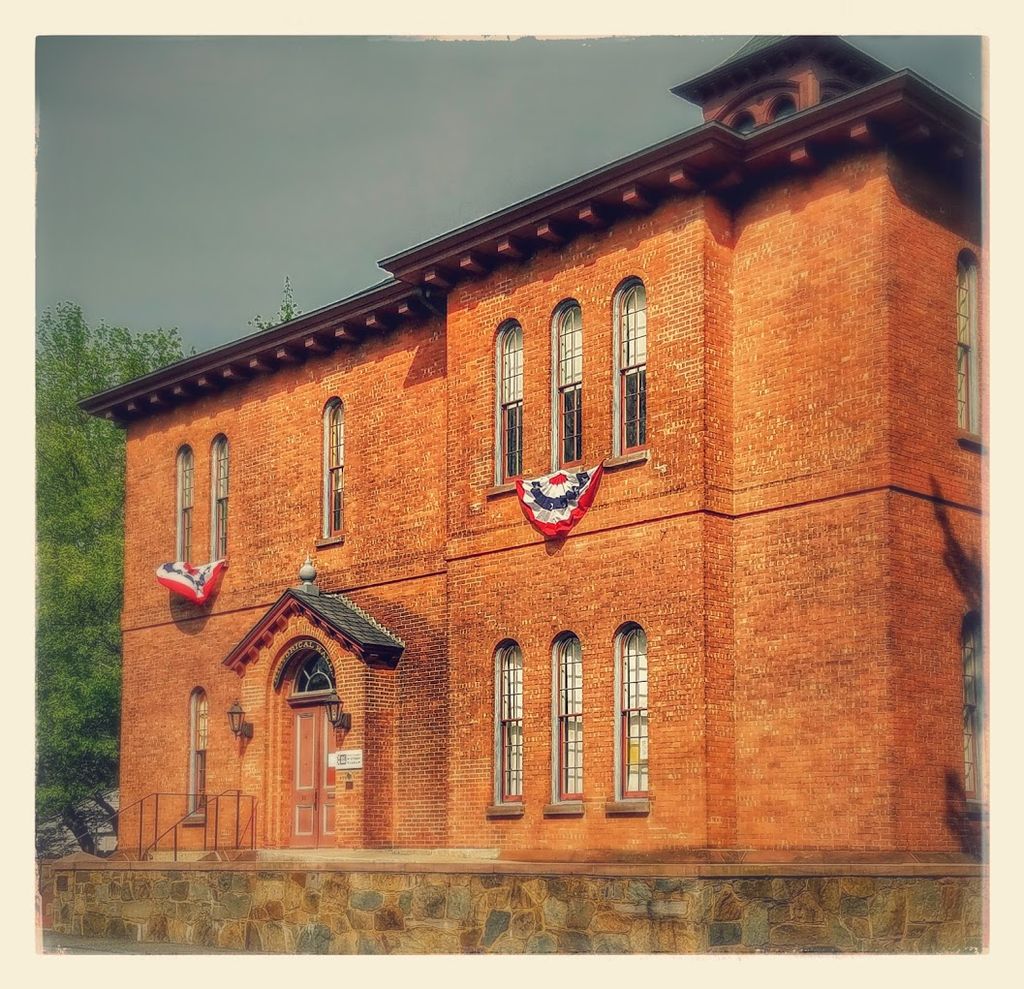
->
[[298, 554, 320, 595]]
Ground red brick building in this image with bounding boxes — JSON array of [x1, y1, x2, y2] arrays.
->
[[83, 36, 985, 861]]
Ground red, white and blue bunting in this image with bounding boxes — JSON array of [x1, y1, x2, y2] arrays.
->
[[515, 463, 605, 538], [155, 560, 228, 604]]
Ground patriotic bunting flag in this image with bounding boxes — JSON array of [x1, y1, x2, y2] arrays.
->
[[515, 463, 605, 538], [156, 559, 228, 604]]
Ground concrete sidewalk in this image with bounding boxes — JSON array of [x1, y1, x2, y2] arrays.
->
[[40, 931, 258, 954]]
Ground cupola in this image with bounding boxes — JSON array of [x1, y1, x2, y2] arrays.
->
[[671, 36, 894, 133]]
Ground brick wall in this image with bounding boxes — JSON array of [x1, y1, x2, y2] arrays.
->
[[118, 145, 983, 857]]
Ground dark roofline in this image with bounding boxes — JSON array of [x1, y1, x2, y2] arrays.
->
[[79, 277, 445, 422], [378, 70, 979, 285], [670, 35, 894, 104], [82, 63, 981, 426]]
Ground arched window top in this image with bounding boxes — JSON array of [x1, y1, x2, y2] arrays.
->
[[292, 650, 336, 695], [176, 445, 195, 562], [731, 111, 756, 134], [958, 249, 979, 271], [770, 95, 797, 121], [323, 398, 345, 539], [496, 323, 524, 482], [495, 640, 523, 803]]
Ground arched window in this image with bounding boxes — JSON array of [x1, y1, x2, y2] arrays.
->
[[176, 446, 194, 562], [615, 624, 649, 799], [553, 633, 583, 801], [770, 95, 797, 121], [495, 641, 523, 803], [496, 323, 524, 483], [210, 435, 229, 559], [956, 252, 980, 434], [323, 399, 344, 538], [614, 280, 648, 455], [731, 111, 756, 134], [188, 688, 208, 814], [552, 303, 583, 468], [962, 612, 982, 800], [293, 651, 336, 695]]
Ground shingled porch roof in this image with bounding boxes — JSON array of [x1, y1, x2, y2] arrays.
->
[[222, 587, 405, 673]]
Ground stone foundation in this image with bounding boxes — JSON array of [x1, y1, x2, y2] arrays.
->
[[46, 859, 984, 954]]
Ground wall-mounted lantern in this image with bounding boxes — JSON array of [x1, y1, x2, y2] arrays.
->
[[227, 700, 254, 739], [324, 691, 352, 731]]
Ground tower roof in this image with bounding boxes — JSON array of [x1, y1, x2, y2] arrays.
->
[[671, 35, 894, 105]]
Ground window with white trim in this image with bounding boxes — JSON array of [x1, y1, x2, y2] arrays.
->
[[496, 641, 524, 803], [176, 445, 194, 562], [553, 633, 583, 801], [614, 280, 647, 454], [962, 612, 982, 801], [496, 323, 524, 482], [615, 624, 649, 798], [188, 687, 208, 814], [323, 399, 344, 538], [956, 252, 980, 434], [210, 435, 229, 559], [553, 303, 583, 467]]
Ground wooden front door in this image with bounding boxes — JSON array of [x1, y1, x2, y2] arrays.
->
[[290, 706, 336, 848]]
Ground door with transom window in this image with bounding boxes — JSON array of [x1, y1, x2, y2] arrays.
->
[[288, 651, 337, 848]]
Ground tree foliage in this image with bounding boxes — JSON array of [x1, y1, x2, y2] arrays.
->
[[36, 302, 185, 849], [249, 275, 302, 330]]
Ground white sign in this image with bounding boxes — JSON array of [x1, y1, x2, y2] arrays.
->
[[330, 749, 363, 770]]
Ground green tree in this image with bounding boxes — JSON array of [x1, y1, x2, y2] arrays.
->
[[36, 302, 185, 852], [249, 275, 302, 330]]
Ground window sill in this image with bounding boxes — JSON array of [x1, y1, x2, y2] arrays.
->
[[485, 481, 519, 499], [956, 430, 985, 453], [486, 803, 524, 819], [965, 799, 988, 820], [604, 799, 650, 816], [182, 815, 207, 828], [315, 535, 345, 549], [543, 801, 585, 817], [604, 450, 650, 471]]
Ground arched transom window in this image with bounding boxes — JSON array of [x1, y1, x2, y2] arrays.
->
[[293, 652, 336, 695]]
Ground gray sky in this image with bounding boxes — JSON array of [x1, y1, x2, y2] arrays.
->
[[36, 35, 983, 354]]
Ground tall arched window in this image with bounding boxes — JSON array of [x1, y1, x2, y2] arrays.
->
[[496, 323, 524, 483], [956, 252, 980, 434], [322, 399, 344, 538], [552, 303, 583, 468], [495, 641, 523, 803], [553, 633, 583, 801], [962, 612, 982, 801], [615, 624, 649, 799], [176, 446, 194, 562], [188, 688, 208, 814], [614, 280, 647, 454], [210, 435, 229, 559]]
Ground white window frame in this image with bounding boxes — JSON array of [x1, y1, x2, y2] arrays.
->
[[209, 435, 229, 560], [612, 279, 648, 456], [495, 323, 524, 484], [550, 633, 583, 803], [494, 641, 524, 804], [176, 445, 194, 562], [962, 612, 983, 802], [188, 687, 208, 815], [550, 302, 583, 470], [614, 623, 649, 800], [956, 252, 980, 435], [322, 399, 344, 538]]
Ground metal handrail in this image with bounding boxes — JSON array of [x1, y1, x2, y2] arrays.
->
[[142, 789, 257, 861]]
